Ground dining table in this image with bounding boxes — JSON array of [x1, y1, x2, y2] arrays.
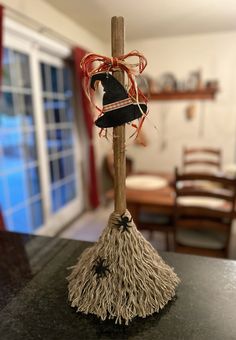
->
[[106, 171, 236, 227], [1, 231, 236, 339], [106, 172, 175, 230]]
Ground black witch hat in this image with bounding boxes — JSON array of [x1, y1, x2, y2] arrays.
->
[[91, 72, 147, 128]]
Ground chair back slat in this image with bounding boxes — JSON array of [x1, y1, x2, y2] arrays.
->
[[176, 189, 234, 202], [175, 219, 230, 233], [175, 205, 232, 220], [184, 147, 221, 155], [183, 147, 221, 171], [184, 160, 221, 167], [176, 171, 233, 186]]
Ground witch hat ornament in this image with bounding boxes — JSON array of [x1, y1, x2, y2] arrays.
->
[[91, 72, 147, 128]]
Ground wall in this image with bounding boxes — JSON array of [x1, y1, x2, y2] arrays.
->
[[4, 2, 236, 189], [1, 0, 104, 53], [125, 32, 236, 172]]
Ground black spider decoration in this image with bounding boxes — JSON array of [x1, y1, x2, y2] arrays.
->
[[93, 257, 110, 279], [115, 213, 133, 233]]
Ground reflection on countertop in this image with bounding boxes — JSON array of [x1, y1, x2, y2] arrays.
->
[[1, 231, 236, 340]]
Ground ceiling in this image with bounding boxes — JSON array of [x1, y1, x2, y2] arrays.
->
[[45, 0, 236, 42]]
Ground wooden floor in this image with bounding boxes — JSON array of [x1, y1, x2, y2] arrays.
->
[[60, 203, 236, 259]]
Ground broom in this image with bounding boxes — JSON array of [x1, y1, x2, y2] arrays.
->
[[68, 16, 180, 325]]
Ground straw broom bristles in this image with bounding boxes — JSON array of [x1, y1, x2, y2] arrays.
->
[[68, 210, 180, 325]]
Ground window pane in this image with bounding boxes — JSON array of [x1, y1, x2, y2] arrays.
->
[[26, 166, 41, 197], [51, 180, 76, 212], [51, 186, 61, 212], [0, 175, 9, 210], [40, 61, 77, 213], [65, 99, 74, 122], [4, 213, 13, 231], [7, 170, 26, 207], [53, 99, 60, 123], [0, 131, 24, 172], [57, 67, 64, 93], [63, 67, 72, 94], [64, 154, 74, 176], [11, 50, 31, 89], [55, 128, 63, 152], [60, 183, 67, 206], [61, 129, 73, 151], [0, 47, 43, 233], [65, 179, 76, 203], [0, 92, 14, 128], [30, 199, 43, 229], [14, 93, 32, 129], [17, 51, 31, 88], [12, 206, 30, 233], [59, 100, 66, 122], [50, 159, 60, 183], [23, 132, 37, 162], [51, 66, 58, 93], [24, 95, 34, 126], [58, 157, 66, 179], [40, 63, 47, 92], [43, 98, 53, 124], [3, 48, 11, 86], [47, 130, 56, 155]]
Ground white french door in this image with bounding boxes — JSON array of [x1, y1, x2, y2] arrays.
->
[[0, 18, 83, 234]]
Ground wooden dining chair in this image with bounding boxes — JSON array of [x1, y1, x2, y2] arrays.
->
[[174, 169, 236, 258], [137, 209, 173, 250], [182, 147, 222, 172]]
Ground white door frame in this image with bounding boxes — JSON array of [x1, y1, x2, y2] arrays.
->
[[3, 18, 84, 235]]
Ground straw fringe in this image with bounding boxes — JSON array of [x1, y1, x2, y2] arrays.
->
[[67, 210, 180, 325]]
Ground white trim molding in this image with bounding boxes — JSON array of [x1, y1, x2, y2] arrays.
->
[[4, 17, 71, 58]]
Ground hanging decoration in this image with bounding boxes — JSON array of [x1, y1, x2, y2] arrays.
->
[[80, 50, 148, 139], [185, 103, 196, 121]]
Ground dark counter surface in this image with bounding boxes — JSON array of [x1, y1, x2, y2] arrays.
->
[[0, 231, 236, 340]]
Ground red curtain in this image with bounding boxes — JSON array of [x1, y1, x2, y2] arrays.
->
[[74, 47, 99, 208], [0, 5, 5, 230]]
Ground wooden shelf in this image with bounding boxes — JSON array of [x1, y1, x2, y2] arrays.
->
[[149, 88, 218, 101]]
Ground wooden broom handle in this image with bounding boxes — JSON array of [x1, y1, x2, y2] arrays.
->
[[111, 16, 126, 214]]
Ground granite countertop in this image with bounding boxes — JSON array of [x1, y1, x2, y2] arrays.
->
[[0, 231, 236, 340]]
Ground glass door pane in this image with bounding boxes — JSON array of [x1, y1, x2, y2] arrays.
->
[[0, 48, 44, 232], [40, 62, 77, 213]]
